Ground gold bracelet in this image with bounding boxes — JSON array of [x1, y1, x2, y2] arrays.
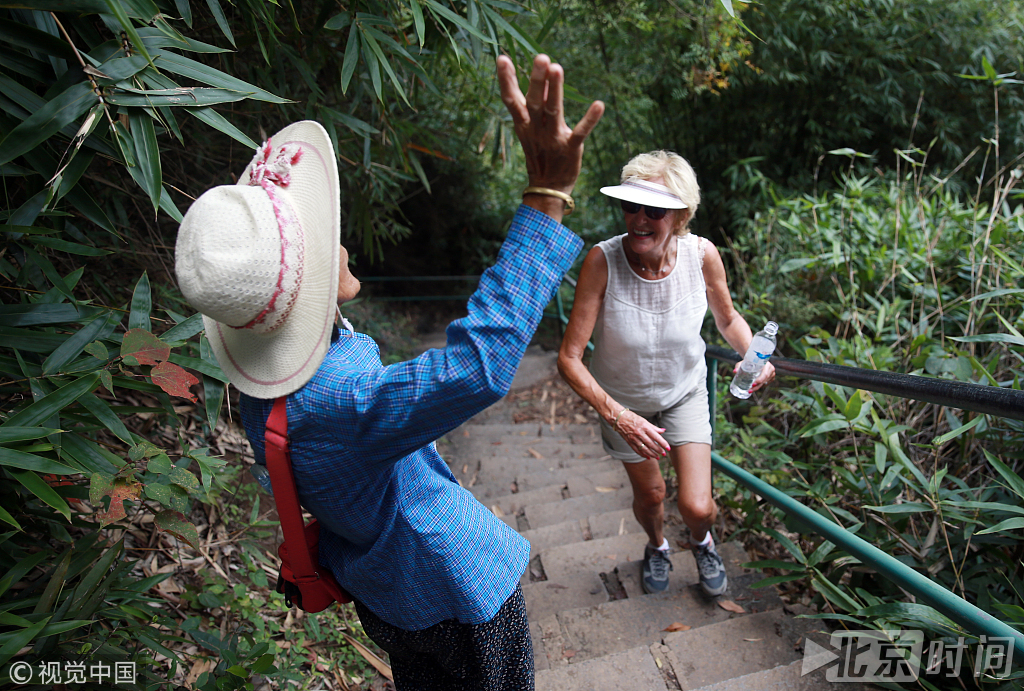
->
[[523, 186, 575, 215], [612, 407, 629, 432]]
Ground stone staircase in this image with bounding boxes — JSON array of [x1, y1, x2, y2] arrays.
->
[[436, 385, 873, 691]]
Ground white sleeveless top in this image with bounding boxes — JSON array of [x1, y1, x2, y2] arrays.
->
[[589, 234, 708, 411]]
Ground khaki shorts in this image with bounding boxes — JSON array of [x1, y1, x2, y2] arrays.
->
[[599, 386, 713, 463]]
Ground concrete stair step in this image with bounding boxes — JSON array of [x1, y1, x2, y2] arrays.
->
[[540, 532, 649, 581], [543, 568, 784, 664], [617, 541, 746, 599], [470, 462, 626, 503], [691, 657, 873, 691], [473, 484, 564, 515], [518, 461, 623, 492], [522, 571, 609, 621], [566, 468, 630, 497], [660, 609, 823, 689], [535, 645, 668, 691], [526, 488, 635, 529], [520, 519, 587, 557]]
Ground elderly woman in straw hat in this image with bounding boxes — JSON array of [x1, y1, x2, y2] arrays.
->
[[558, 151, 774, 598], [176, 55, 603, 690]]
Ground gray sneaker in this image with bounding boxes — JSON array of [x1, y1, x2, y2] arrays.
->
[[693, 540, 728, 596], [642, 544, 673, 594]]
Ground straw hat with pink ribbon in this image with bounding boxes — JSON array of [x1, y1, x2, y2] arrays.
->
[[175, 121, 340, 398]]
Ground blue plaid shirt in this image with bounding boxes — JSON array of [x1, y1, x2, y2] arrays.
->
[[240, 205, 582, 630]]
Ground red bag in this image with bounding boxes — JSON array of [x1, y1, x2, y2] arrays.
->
[[265, 397, 351, 612]]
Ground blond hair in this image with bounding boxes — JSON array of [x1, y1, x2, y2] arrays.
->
[[621, 151, 700, 234]]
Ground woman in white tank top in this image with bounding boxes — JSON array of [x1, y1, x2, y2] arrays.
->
[[558, 151, 775, 598]]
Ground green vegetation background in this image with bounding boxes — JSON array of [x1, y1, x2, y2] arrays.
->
[[0, 0, 1022, 688]]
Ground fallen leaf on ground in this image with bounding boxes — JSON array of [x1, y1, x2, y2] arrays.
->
[[463, 429, 470, 437], [491, 505, 504, 517], [595, 486, 616, 493], [341, 632, 393, 681], [663, 622, 691, 632], [562, 649, 576, 659], [462, 464, 468, 474], [718, 599, 746, 614], [744, 638, 763, 642], [527, 448, 543, 459]]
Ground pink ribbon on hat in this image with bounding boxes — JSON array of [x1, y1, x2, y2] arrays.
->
[[233, 138, 306, 332]]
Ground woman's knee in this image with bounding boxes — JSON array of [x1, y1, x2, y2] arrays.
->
[[633, 481, 666, 509], [678, 495, 716, 524]]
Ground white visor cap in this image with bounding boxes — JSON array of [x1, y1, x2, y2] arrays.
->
[[599, 178, 687, 209]]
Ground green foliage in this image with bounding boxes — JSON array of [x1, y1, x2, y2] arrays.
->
[[715, 132, 1023, 685], [535, 0, 1024, 239]]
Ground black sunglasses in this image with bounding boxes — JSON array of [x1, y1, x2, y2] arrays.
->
[[620, 200, 669, 220]]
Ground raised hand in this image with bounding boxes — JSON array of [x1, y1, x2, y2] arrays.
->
[[497, 54, 604, 217]]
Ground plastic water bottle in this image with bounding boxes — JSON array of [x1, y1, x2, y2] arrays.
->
[[250, 463, 274, 496], [729, 321, 779, 399]]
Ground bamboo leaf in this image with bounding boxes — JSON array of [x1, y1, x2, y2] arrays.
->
[[205, 0, 235, 46], [932, 416, 983, 446], [0, 616, 50, 668], [360, 37, 382, 100], [3, 373, 100, 429], [479, 5, 536, 53], [984, 449, 1024, 500], [18, 244, 74, 300], [103, 0, 155, 68], [864, 503, 932, 514], [422, 0, 492, 42], [129, 113, 162, 212], [175, 0, 193, 26], [160, 313, 205, 342], [41, 313, 112, 376], [152, 50, 288, 104], [409, 0, 425, 46], [975, 517, 1024, 535], [950, 333, 1024, 347], [11, 470, 71, 521], [28, 236, 109, 256], [0, 504, 21, 530], [341, 26, 361, 94], [0, 427, 62, 444], [128, 272, 152, 332], [78, 393, 133, 444], [187, 107, 258, 149], [324, 12, 351, 30], [359, 27, 409, 106], [762, 527, 806, 564], [105, 87, 253, 107], [0, 303, 82, 327], [0, 447, 77, 475]]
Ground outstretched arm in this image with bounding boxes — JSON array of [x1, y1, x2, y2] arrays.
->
[[704, 242, 775, 391]]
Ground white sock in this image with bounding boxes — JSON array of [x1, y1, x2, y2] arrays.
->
[[698, 532, 713, 547], [650, 537, 669, 552]]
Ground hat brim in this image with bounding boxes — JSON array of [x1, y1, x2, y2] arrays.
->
[[205, 121, 341, 399], [600, 183, 687, 209]]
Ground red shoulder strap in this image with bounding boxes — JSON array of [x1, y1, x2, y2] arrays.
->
[[264, 397, 318, 581]]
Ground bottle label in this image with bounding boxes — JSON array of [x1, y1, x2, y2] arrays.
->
[[755, 351, 770, 360]]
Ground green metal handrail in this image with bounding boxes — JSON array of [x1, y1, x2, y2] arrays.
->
[[705, 348, 1024, 663]]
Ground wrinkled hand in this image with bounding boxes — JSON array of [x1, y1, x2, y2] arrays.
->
[[615, 410, 670, 461], [751, 361, 776, 392], [497, 54, 604, 194]]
